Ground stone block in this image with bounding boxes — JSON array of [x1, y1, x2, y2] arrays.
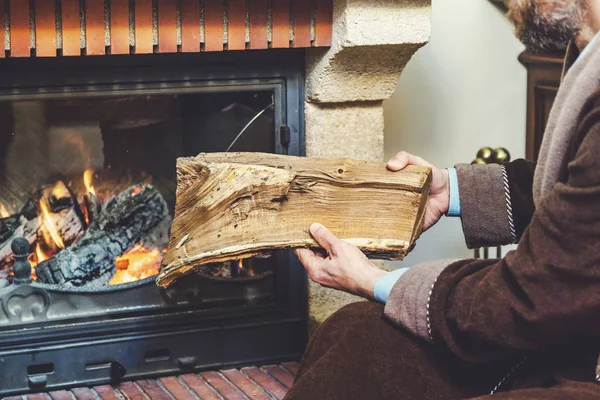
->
[[305, 101, 385, 162], [305, 0, 431, 103]]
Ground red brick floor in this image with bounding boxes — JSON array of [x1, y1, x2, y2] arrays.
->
[[7, 362, 299, 400]]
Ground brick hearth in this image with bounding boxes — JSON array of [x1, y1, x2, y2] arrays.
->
[[7, 363, 298, 400]]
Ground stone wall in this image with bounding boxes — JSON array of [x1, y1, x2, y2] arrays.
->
[[304, 0, 432, 330]]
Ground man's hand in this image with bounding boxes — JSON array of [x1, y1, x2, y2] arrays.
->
[[295, 223, 387, 301], [387, 151, 450, 231]]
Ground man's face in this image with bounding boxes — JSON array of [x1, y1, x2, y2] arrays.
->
[[507, 0, 587, 53]]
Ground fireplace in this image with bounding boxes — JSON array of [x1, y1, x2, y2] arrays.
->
[[0, 0, 433, 395], [0, 51, 307, 396]]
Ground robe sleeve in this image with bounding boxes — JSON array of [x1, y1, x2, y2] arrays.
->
[[385, 90, 600, 364], [455, 158, 535, 249]]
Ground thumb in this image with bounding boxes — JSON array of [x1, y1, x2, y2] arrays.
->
[[309, 223, 339, 254]]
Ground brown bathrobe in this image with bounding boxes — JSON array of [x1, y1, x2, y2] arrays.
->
[[284, 38, 600, 400]]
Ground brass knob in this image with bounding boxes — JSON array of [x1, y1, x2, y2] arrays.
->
[[473, 147, 511, 165], [492, 147, 511, 165], [476, 147, 494, 163]]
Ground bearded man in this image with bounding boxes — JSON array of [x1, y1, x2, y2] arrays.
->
[[283, 1, 600, 399]]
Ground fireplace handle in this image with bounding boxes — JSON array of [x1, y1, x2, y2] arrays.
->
[[28, 374, 48, 388]]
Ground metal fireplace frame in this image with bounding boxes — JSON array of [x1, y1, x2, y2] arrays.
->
[[0, 50, 308, 396]]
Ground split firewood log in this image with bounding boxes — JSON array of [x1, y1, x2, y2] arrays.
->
[[156, 153, 431, 288]]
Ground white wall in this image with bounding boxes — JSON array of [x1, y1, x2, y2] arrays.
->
[[384, 0, 526, 266]]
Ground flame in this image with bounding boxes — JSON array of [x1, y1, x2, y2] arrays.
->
[[26, 243, 48, 281], [52, 183, 70, 200], [0, 203, 10, 218], [237, 258, 255, 277], [35, 243, 48, 262], [131, 186, 143, 197], [83, 170, 96, 196], [39, 199, 65, 249], [109, 244, 165, 285]]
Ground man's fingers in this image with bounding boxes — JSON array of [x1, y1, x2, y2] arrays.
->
[[387, 151, 431, 171], [295, 248, 317, 267], [309, 223, 339, 254], [295, 248, 327, 282]]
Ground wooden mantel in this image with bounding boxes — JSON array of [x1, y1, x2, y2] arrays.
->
[[0, 0, 333, 58]]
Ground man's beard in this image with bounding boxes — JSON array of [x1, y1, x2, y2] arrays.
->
[[507, 0, 586, 53]]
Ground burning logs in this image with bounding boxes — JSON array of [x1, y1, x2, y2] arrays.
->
[[35, 184, 170, 287], [0, 182, 86, 270], [157, 152, 432, 288]]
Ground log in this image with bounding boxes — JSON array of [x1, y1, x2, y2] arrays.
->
[[0, 182, 85, 270], [156, 153, 431, 288], [35, 184, 170, 287]]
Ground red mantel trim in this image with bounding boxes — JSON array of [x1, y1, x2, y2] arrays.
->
[[86, 0, 106, 55], [135, 0, 154, 54], [9, 0, 29, 57], [250, 0, 268, 50], [61, 0, 81, 56], [228, 0, 246, 51], [110, 0, 130, 55], [0, 0, 333, 58], [35, 0, 56, 57], [181, 0, 200, 53], [272, 0, 290, 49], [158, 0, 178, 53]]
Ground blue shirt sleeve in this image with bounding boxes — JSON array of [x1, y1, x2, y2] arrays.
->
[[373, 267, 410, 303], [446, 167, 461, 217]]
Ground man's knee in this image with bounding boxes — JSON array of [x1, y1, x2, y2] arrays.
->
[[316, 301, 385, 335]]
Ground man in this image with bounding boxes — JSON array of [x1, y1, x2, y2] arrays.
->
[[284, 0, 600, 399]]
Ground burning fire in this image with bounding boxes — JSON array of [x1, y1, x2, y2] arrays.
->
[[83, 169, 96, 196], [237, 258, 255, 277], [2, 168, 164, 286], [52, 184, 70, 200], [131, 186, 143, 197], [39, 199, 66, 250], [35, 243, 48, 262], [26, 243, 50, 280], [109, 244, 165, 285], [0, 203, 10, 218]]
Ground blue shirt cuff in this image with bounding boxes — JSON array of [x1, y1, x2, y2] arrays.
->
[[446, 167, 461, 217], [373, 267, 410, 304]]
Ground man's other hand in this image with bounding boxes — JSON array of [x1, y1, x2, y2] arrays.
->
[[295, 223, 387, 301], [387, 151, 450, 231]]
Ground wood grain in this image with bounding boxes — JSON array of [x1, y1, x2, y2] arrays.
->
[[110, 0, 130, 54], [134, 0, 153, 54], [293, 0, 311, 48], [61, 0, 81, 56], [271, 0, 289, 48], [9, 0, 30, 57], [158, 0, 177, 53], [157, 153, 431, 287], [227, 0, 245, 50], [181, 0, 200, 52], [86, 0, 106, 55], [35, 0, 56, 57], [249, 0, 267, 49], [204, 0, 223, 51], [315, 0, 332, 46]]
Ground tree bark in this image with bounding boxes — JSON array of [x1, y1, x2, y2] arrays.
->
[[157, 153, 431, 288]]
